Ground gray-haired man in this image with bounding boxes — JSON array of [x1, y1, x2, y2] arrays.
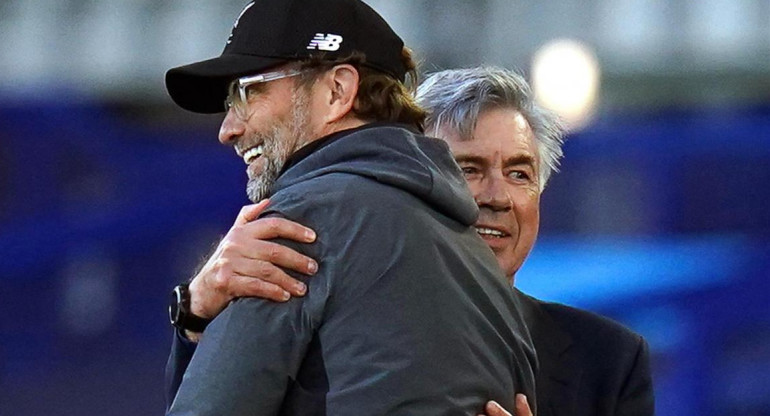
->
[[416, 67, 654, 416]]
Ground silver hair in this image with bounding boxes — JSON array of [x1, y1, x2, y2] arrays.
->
[[415, 66, 565, 190]]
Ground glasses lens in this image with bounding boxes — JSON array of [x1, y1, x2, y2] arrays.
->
[[224, 69, 302, 120], [224, 95, 234, 113], [224, 82, 248, 120]]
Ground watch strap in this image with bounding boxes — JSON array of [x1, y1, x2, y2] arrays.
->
[[169, 283, 212, 333]]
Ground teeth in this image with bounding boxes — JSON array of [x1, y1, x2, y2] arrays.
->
[[243, 145, 264, 165], [475, 227, 505, 237]]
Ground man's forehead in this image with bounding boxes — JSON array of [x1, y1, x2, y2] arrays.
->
[[474, 108, 534, 138], [442, 113, 536, 156]]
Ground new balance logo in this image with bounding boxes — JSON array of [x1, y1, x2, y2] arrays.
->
[[307, 33, 343, 51]]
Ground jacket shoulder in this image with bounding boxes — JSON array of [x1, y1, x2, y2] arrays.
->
[[526, 297, 655, 416], [537, 300, 645, 349]]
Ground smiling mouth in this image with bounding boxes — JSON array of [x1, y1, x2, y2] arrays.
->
[[475, 226, 510, 238], [242, 144, 265, 165]]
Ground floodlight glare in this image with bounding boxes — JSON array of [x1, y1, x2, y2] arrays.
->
[[532, 39, 601, 131]]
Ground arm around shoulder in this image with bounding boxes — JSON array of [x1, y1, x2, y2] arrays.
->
[[166, 285, 326, 416], [164, 329, 198, 411]]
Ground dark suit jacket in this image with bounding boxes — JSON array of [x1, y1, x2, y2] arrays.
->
[[514, 289, 655, 416]]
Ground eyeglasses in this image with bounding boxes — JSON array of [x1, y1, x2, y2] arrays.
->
[[224, 68, 304, 120]]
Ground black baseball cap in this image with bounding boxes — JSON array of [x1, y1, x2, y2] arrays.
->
[[166, 0, 407, 114]]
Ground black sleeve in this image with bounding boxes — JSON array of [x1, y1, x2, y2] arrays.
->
[[615, 337, 655, 416], [164, 329, 197, 412]]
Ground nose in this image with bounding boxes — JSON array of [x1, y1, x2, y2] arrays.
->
[[475, 175, 512, 212], [218, 109, 245, 146]]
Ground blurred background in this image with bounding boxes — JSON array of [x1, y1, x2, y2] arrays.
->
[[1, 0, 768, 414]]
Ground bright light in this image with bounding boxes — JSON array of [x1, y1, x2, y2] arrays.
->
[[531, 39, 601, 131]]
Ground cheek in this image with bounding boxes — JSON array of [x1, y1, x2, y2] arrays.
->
[[521, 200, 540, 237], [465, 180, 483, 200], [512, 194, 540, 245], [512, 190, 540, 218], [244, 111, 272, 132]]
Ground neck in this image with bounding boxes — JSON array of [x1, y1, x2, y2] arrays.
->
[[313, 117, 367, 142]]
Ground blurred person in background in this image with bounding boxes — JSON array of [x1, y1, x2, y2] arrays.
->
[[163, 1, 537, 415], [171, 66, 655, 416]]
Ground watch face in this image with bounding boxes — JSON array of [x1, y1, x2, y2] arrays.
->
[[169, 286, 183, 325]]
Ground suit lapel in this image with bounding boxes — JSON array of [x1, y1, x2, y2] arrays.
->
[[514, 290, 579, 416]]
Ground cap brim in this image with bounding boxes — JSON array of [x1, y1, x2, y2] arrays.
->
[[165, 54, 288, 114]]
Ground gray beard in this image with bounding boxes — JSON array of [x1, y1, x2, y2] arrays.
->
[[246, 86, 312, 203], [245, 125, 287, 203]]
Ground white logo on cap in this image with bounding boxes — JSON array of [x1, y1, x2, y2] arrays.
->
[[307, 33, 343, 51], [227, 1, 255, 45]]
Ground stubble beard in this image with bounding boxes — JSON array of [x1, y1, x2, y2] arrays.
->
[[246, 86, 313, 203]]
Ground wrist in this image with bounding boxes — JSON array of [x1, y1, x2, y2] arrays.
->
[[187, 278, 215, 320], [182, 328, 203, 344], [169, 282, 212, 334]]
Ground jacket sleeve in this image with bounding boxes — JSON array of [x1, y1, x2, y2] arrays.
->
[[165, 281, 327, 416], [164, 330, 197, 412], [615, 337, 655, 416]]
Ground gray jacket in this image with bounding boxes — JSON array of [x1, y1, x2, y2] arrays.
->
[[167, 124, 536, 416]]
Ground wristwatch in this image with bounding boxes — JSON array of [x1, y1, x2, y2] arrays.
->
[[169, 283, 212, 333]]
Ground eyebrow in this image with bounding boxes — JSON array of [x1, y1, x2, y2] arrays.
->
[[454, 153, 536, 169], [454, 155, 487, 165], [505, 154, 537, 169]]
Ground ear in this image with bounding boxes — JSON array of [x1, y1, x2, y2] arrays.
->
[[320, 64, 360, 124]]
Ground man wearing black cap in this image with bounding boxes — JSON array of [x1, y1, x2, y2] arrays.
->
[[164, 1, 536, 415]]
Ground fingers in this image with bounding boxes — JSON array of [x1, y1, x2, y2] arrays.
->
[[187, 254, 307, 319], [229, 203, 319, 283], [235, 199, 271, 225], [187, 203, 319, 322], [244, 239, 318, 276], [245, 216, 316, 243], [235, 201, 317, 244], [514, 394, 532, 416], [209, 253, 310, 298], [483, 401, 512, 416], [237, 256, 310, 297], [227, 273, 296, 302], [217, 235, 317, 278]]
